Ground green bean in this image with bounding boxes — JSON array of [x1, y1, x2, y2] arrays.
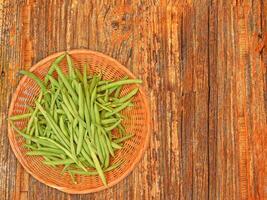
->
[[89, 75, 98, 94], [43, 158, 75, 166], [90, 123, 95, 142], [76, 124, 85, 155], [101, 118, 117, 125], [78, 83, 84, 120], [104, 101, 131, 118], [99, 134, 110, 168], [104, 133, 114, 157], [97, 80, 111, 86], [34, 118, 40, 146], [24, 144, 37, 150], [94, 103, 101, 124], [9, 113, 32, 121], [114, 134, 134, 143], [116, 88, 138, 103], [98, 79, 142, 92], [80, 148, 95, 167], [26, 105, 34, 113], [74, 68, 83, 82], [38, 147, 65, 154], [97, 97, 106, 105], [53, 107, 58, 123], [61, 104, 74, 121], [66, 54, 76, 79], [108, 76, 128, 94], [104, 89, 109, 102], [87, 141, 107, 186], [114, 86, 122, 98], [84, 101, 91, 133], [83, 64, 88, 85], [59, 117, 69, 138], [20, 70, 46, 93], [111, 142, 122, 149], [72, 118, 78, 128], [69, 171, 77, 184], [26, 151, 62, 157], [95, 128, 104, 163], [68, 124, 76, 157], [62, 91, 76, 116], [104, 119, 122, 131], [117, 124, 126, 136], [51, 88, 61, 111], [61, 163, 71, 174]]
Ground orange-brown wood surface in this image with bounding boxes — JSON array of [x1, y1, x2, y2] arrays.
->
[[0, 0, 266, 199]]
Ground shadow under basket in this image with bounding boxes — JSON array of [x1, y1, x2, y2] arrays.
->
[[8, 49, 151, 194]]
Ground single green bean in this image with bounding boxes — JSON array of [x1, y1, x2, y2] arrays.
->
[[89, 75, 98, 94], [76, 124, 85, 155], [97, 97, 106, 105], [94, 127, 104, 164], [43, 158, 75, 166], [94, 103, 101, 124], [66, 54, 76, 79], [78, 83, 84, 120], [101, 118, 117, 125], [118, 124, 126, 136], [68, 124, 76, 157], [61, 104, 74, 121], [84, 101, 91, 134], [113, 133, 134, 143], [59, 117, 70, 138], [104, 119, 122, 131], [69, 171, 77, 184], [97, 79, 142, 92], [116, 88, 139, 103], [38, 147, 65, 154], [111, 142, 122, 149], [9, 113, 32, 121], [74, 68, 83, 82], [87, 141, 107, 186], [104, 101, 131, 118], [26, 151, 62, 157], [99, 134, 110, 168], [103, 131, 114, 157]]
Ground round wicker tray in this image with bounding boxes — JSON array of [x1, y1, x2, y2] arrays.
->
[[8, 49, 150, 194]]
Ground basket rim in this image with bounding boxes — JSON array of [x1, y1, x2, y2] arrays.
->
[[8, 49, 151, 194]]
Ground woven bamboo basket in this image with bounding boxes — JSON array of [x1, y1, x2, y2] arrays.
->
[[8, 49, 150, 194]]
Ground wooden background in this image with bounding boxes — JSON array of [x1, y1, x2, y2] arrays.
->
[[0, 0, 266, 199]]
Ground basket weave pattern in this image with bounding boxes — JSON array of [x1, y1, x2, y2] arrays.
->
[[8, 50, 150, 194]]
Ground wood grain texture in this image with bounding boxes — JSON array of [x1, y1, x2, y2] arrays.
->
[[0, 0, 266, 199]]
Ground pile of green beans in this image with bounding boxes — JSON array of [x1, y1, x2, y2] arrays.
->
[[9, 53, 142, 185]]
